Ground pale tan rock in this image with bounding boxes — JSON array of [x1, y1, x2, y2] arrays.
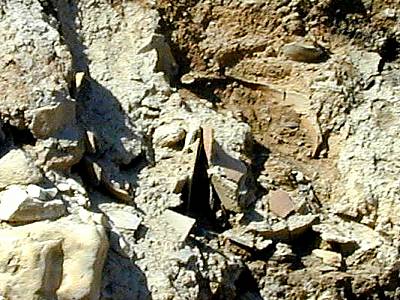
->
[[0, 185, 66, 223], [269, 190, 296, 218], [0, 217, 108, 300], [312, 249, 342, 268], [153, 123, 186, 148], [29, 100, 76, 139], [0, 149, 43, 190]]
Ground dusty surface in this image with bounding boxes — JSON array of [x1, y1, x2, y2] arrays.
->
[[0, 0, 399, 299]]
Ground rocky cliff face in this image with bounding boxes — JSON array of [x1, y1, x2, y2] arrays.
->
[[0, 0, 399, 299]]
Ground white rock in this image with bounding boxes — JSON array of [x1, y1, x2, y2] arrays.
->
[[0, 217, 108, 299], [26, 184, 47, 200], [0, 185, 66, 223], [104, 210, 142, 231], [0, 149, 43, 190]]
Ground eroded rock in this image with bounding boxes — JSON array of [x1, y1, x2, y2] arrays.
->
[[0, 185, 65, 223], [0, 149, 43, 190], [0, 216, 108, 299]]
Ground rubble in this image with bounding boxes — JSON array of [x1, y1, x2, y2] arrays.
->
[[0, 0, 399, 298], [0, 185, 65, 223]]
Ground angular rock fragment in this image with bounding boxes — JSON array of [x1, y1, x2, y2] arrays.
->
[[29, 100, 76, 139], [202, 126, 215, 163], [160, 209, 196, 242], [153, 122, 186, 149], [101, 209, 142, 231], [0, 217, 108, 299], [287, 214, 319, 238], [268, 190, 296, 218], [0, 149, 42, 190], [0, 185, 66, 223]]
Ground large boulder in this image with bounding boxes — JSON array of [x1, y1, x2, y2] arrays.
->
[[0, 216, 108, 299]]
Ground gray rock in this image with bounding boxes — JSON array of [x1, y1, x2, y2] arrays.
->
[[282, 42, 328, 63]]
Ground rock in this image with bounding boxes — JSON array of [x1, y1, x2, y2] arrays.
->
[[26, 184, 58, 200], [153, 122, 186, 148], [268, 190, 296, 218], [202, 126, 215, 163], [223, 228, 257, 248], [312, 249, 342, 268], [282, 42, 328, 63], [287, 214, 320, 237], [0, 185, 66, 223], [0, 0, 71, 129], [85, 130, 98, 154], [247, 214, 319, 241], [272, 243, 295, 262], [0, 217, 108, 299], [0, 149, 43, 190], [29, 100, 76, 139], [100, 206, 142, 231], [159, 209, 196, 242]]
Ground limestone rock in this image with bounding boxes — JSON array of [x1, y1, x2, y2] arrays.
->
[[0, 217, 108, 299], [282, 42, 328, 63], [312, 249, 342, 268], [159, 209, 196, 242], [0, 0, 71, 128], [99, 204, 142, 231], [29, 100, 76, 139], [0, 149, 42, 190], [153, 123, 186, 149], [0, 185, 65, 223], [268, 190, 296, 218]]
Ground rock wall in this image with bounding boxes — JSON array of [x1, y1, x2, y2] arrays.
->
[[0, 0, 399, 299]]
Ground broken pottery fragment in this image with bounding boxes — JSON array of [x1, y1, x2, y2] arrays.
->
[[268, 190, 296, 218], [202, 126, 215, 163]]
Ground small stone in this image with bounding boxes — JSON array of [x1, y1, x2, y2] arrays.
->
[[153, 123, 186, 148], [160, 209, 196, 242], [269, 190, 296, 218], [282, 42, 328, 63], [26, 184, 47, 200], [85, 131, 97, 154], [29, 100, 76, 139], [0, 185, 66, 223], [104, 210, 142, 231], [312, 249, 342, 268], [56, 182, 71, 192]]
